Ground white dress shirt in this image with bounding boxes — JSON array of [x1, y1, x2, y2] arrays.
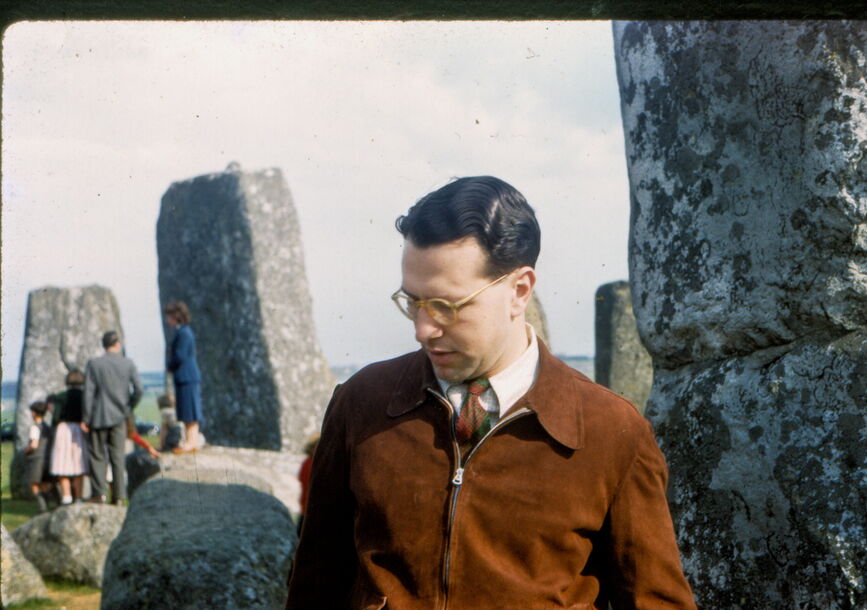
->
[[437, 324, 541, 424]]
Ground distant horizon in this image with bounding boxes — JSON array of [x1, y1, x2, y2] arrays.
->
[[1, 352, 595, 386]]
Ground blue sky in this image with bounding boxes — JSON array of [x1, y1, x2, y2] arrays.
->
[[2, 21, 630, 378]]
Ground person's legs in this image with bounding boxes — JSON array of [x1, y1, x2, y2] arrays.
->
[[88, 427, 109, 501], [72, 474, 84, 500], [30, 483, 48, 512], [107, 422, 127, 504], [58, 476, 72, 503], [185, 421, 199, 450]]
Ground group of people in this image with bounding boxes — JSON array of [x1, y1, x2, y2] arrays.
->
[[22, 300, 204, 510]]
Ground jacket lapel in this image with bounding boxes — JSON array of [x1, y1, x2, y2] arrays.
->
[[386, 342, 586, 450]]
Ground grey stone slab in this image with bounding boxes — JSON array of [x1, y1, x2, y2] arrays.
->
[[647, 331, 865, 608], [1, 524, 47, 607], [594, 280, 653, 412], [11, 503, 127, 587], [14, 285, 123, 450], [614, 21, 867, 606], [614, 21, 867, 368], [101, 477, 296, 609], [157, 165, 335, 452]]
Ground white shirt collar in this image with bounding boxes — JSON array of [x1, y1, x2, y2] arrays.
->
[[436, 324, 540, 419]]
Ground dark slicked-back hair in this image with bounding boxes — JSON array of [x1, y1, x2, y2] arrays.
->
[[395, 176, 541, 277]]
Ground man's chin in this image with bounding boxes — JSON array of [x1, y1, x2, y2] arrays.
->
[[429, 361, 472, 384]]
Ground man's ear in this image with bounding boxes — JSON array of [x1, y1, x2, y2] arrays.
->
[[510, 267, 536, 318]]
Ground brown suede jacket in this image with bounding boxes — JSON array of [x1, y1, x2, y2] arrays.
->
[[287, 342, 696, 609]]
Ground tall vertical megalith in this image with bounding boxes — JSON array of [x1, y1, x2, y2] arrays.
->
[[594, 281, 652, 412], [14, 286, 123, 450], [157, 165, 335, 452], [615, 21, 866, 607]]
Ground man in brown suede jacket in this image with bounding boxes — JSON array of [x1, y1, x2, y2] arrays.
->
[[287, 176, 696, 609]]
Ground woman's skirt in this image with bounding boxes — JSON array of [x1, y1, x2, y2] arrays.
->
[[50, 422, 88, 476], [175, 382, 204, 423]]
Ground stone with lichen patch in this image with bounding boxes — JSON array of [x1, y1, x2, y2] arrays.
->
[[615, 20, 867, 608], [157, 167, 336, 452]]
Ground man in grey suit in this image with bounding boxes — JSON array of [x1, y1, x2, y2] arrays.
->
[[82, 330, 143, 504]]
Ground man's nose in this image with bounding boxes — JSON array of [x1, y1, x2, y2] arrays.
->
[[414, 308, 443, 343]]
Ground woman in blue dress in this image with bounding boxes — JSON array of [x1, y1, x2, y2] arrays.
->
[[164, 301, 203, 454]]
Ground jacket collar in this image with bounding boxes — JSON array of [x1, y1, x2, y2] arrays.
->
[[386, 340, 585, 450]]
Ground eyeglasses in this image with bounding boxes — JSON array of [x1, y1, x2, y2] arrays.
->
[[391, 273, 510, 326]]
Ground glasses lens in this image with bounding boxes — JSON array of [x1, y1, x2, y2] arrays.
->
[[426, 299, 456, 326], [393, 294, 418, 319]]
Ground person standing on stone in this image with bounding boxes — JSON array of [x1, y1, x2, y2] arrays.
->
[[24, 400, 54, 513], [164, 301, 203, 454], [287, 176, 696, 608], [83, 330, 143, 504], [49, 370, 89, 505]]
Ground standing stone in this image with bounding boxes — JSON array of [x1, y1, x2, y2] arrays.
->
[[594, 281, 653, 411], [11, 503, 127, 587], [526, 292, 551, 348], [1, 524, 47, 607], [615, 21, 866, 607], [102, 477, 296, 609], [157, 165, 335, 452], [14, 285, 123, 451]]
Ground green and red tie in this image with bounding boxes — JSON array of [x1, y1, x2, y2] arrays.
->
[[455, 377, 491, 457]]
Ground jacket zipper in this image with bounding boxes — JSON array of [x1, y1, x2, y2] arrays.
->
[[426, 387, 530, 610]]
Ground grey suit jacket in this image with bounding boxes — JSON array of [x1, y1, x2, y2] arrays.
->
[[84, 352, 143, 429]]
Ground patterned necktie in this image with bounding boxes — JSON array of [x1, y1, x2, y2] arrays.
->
[[454, 377, 491, 457]]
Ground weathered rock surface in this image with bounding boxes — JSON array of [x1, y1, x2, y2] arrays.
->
[[1, 524, 47, 607], [594, 281, 653, 411], [615, 21, 866, 370], [526, 292, 551, 349], [157, 165, 336, 452], [11, 503, 127, 587], [126, 445, 305, 514], [615, 20, 867, 608], [14, 285, 123, 450], [649, 331, 865, 607], [102, 477, 296, 609]]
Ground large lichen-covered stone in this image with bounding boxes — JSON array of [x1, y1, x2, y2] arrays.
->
[[1, 524, 47, 607], [126, 445, 305, 514], [156, 165, 336, 452], [101, 478, 296, 609], [614, 21, 867, 607], [11, 503, 127, 587], [594, 281, 652, 412], [648, 331, 865, 608], [614, 21, 866, 369], [14, 285, 123, 450]]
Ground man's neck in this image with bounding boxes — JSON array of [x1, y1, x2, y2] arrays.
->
[[484, 317, 531, 379]]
